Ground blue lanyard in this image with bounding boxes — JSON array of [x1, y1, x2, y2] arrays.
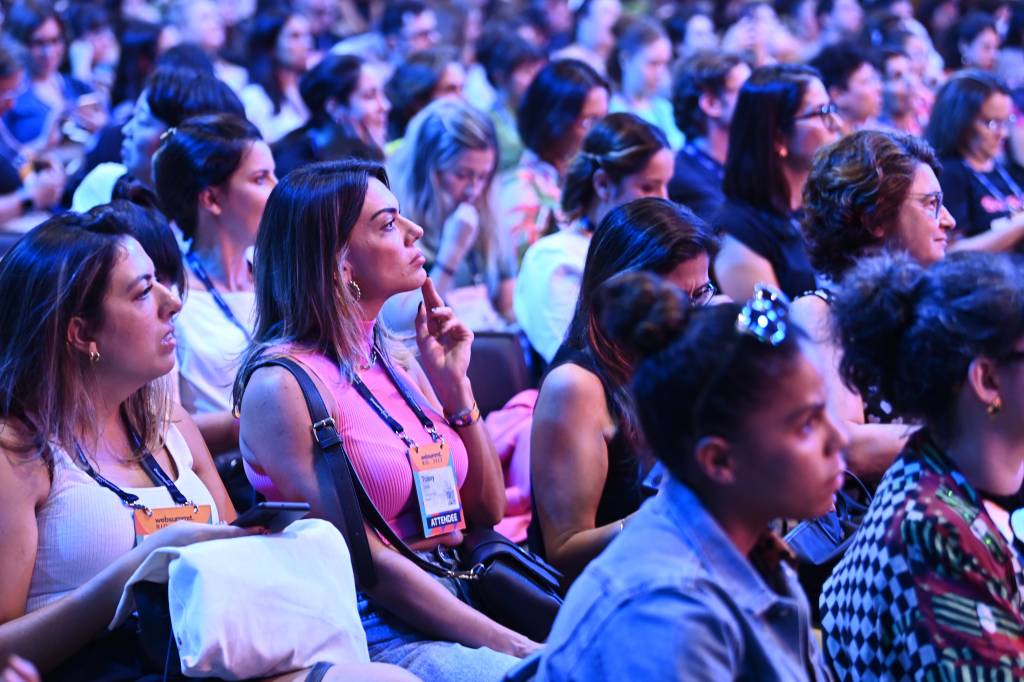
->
[[348, 347, 442, 447], [185, 251, 254, 342], [971, 162, 1024, 213]]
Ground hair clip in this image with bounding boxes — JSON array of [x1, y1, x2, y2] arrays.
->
[[736, 284, 790, 346], [159, 127, 177, 142]]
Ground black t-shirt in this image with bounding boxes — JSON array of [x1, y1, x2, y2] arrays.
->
[[940, 156, 1024, 237], [714, 198, 816, 299], [668, 142, 725, 223], [271, 121, 383, 179]]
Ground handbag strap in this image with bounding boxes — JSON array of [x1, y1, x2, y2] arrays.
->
[[255, 357, 479, 583]]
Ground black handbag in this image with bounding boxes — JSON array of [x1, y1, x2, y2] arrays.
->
[[261, 357, 565, 643], [784, 471, 872, 565]]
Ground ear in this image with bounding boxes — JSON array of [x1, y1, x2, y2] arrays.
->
[[592, 167, 613, 202], [698, 91, 722, 120], [966, 356, 1001, 407], [339, 257, 354, 283], [692, 435, 738, 486], [198, 186, 222, 218], [66, 315, 97, 357]]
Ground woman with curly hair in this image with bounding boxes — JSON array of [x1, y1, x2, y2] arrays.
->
[[793, 129, 955, 482]]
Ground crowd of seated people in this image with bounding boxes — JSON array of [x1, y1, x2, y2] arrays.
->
[[4, 0, 1024, 680]]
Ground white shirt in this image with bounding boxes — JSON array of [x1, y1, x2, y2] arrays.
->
[[71, 162, 125, 213], [240, 83, 309, 144], [514, 226, 592, 362]]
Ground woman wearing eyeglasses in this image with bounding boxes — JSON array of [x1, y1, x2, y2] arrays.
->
[[530, 272, 844, 680], [926, 70, 1024, 252], [528, 198, 718, 582], [713, 64, 841, 302], [821, 251, 1024, 680]]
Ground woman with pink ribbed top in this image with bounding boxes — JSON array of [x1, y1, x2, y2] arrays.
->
[[234, 158, 540, 682]]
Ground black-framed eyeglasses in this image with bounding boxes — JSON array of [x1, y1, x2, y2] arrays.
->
[[908, 191, 944, 220], [980, 115, 1017, 133], [794, 102, 841, 132], [689, 281, 717, 307]]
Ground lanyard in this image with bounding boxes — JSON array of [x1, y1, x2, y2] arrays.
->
[[74, 412, 192, 513], [971, 162, 1024, 213], [348, 348, 443, 448], [185, 251, 254, 342]]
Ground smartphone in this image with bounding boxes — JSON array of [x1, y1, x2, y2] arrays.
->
[[231, 501, 311, 533]]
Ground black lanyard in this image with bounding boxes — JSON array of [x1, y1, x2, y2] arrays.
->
[[972, 162, 1024, 213], [74, 412, 191, 512], [348, 348, 442, 448], [185, 251, 254, 342]]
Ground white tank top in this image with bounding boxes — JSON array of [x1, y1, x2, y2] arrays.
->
[[26, 424, 220, 613]]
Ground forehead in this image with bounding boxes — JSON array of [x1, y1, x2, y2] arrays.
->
[[629, 148, 674, 177], [282, 15, 310, 32], [801, 78, 830, 105], [909, 162, 941, 192], [746, 344, 825, 422], [446, 147, 495, 170], [580, 86, 609, 116], [359, 177, 398, 220], [725, 62, 752, 90], [236, 140, 273, 171], [110, 237, 154, 285]]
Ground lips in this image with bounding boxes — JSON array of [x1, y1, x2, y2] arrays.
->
[[160, 326, 176, 350]]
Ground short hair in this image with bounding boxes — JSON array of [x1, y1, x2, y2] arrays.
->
[[723, 64, 822, 214], [671, 51, 745, 139], [143, 67, 245, 129], [152, 113, 263, 240], [925, 70, 1009, 159], [607, 16, 668, 85], [154, 42, 216, 74], [562, 112, 669, 219], [810, 42, 873, 92], [386, 46, 460, 140], [476, 25, 545, 91], [517, 59, 609, 158], [98, 197, 186, 294], [299, 53, 364, 123], [380, 1, 428, 37], [802, 130, 941, 280], [5, 3, 65, 47], [834, 251, 1024, 438], [940, 11, 997, 68]]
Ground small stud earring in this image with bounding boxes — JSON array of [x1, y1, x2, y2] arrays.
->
[[987, 397, 1003, 416], [89, 349, 101, 364], [348, 280, 362, 301]]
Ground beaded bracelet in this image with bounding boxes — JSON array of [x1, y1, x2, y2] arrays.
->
[[446, 402, 481, 428]]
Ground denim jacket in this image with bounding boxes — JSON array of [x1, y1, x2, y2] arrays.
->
[[534, 476, 831, 682]]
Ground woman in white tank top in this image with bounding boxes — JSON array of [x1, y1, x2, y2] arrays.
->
[[0, 206, 412, 682]]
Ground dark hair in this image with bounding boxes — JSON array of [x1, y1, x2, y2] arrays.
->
[[152, 113, 263, 240], [246, 9, 304, 114], [664, 4, 716, 46], [925, 70, 1009, 158], [834, 251, 1024, 438], [143, 67, 245, 129], [111, 21, 163, 106], [598, 270, 806, 479], [5, 3, 65, 47], [386, 46, 459, 140], [561, 112, 669, 219], [106, 187, 186, 293], [233, 159, 407, 409], [671, 51, 744, 139], [723, 64, 821, 214], [380, 0, 428, 37], [476, 25, 545, 91], [810, 43, 873, 92], [562, 198, 717, 440], [607, 16, 667, 85], [154, 42, 216, 74], [950, 11, 998, 66], [1006, 1, 1024, 49], [517, 59, 609, 161], [299, 52, 364, 124], [0, 209, 172, 463], [65, 3, 110, 40], [802, 130, 941, 280]]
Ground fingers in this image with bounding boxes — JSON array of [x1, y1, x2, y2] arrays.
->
[[421, 277, 445, 311]]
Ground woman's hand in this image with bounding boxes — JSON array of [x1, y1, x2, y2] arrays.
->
[[435, 203, 480, 273], [487, 628, 544, 659], [141, 521, 261, 554], [1, 655, 39, 682], [414, 278, 475, 412]]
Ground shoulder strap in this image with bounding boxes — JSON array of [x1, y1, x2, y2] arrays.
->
[[253, 357, 468, 583]]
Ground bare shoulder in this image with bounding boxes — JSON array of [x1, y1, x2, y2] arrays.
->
[[0, 421, 50, 506], [790, 294, 831, 341], [537, 363, 608, 415]]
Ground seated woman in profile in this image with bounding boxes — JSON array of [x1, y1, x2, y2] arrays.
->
[[529, 198, 718, 581], [234, 159, 539, 682], [0, 206, 401, 681], [533, 271, 844, 679], [821, 252, 1024, 680], [794, 130, 955, 482]]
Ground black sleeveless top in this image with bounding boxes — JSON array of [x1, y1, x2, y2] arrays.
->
[[527, 345, 651, 559]]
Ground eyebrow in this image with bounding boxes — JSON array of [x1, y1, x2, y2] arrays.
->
[[370, 207, 398, 222], [785, 400, 826, 426]]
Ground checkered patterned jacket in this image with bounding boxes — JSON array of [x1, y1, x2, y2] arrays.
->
[[820, 431, 1024, 680]]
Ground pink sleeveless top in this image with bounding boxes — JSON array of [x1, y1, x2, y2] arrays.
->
[[245, 322, 470, 541]]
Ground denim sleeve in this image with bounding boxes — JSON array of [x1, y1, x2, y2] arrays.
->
[[538, 587, 741, 681]]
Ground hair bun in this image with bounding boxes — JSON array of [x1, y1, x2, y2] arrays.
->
[[595, 270, 691, 359]]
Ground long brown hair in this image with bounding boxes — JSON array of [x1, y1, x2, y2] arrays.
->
[[233, 159, 407, 409], [0, 209, 173, 464]]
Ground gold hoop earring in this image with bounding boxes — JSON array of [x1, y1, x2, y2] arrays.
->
[[348, 280, 362, 301], [89, 349, 101, 364], [987, 397, 1003, 416]]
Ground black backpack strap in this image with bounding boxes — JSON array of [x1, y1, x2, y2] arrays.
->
[[251, 357, 377, 587]]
